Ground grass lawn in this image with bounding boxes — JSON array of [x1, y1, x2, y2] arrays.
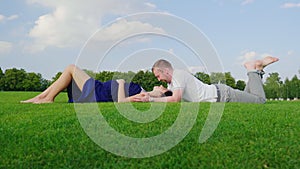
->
[[0, 92, 299, 168]]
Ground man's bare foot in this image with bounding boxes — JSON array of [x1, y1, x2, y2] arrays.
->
[[244, 60, 256, 70], [256, 56, 279, 70], [244, 56, 279, 71]]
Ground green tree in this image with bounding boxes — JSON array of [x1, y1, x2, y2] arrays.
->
[[236, 80, 246, 91], [194, 72, 210, 84], [112, 71, 136, 82], [210, 72, 225, 84], [264, 72, 282, 99], [0, 67, 3, 79], [83, 69, 97, 78], [132, 70, 163, 91], [93, 70, 163, 91], [290, 75, 300, 99], [0, 67, 4, 90], [40, 78, 51, 91], [2, 68, 27, 91], [51, 72, 62, 84], [132, 70, 146, 87], [22, 73, 44, 91], [95, 71, 114, 82], [225, 72, 236, 88], [282, 78, 290, 99]]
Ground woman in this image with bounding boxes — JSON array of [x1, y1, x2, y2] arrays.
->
[[21, 64, 171, 104]]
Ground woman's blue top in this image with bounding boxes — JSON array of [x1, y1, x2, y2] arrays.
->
[[67, 78, 142, 102]]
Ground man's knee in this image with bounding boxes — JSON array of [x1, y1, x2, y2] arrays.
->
[[258, 98, 266, 104]]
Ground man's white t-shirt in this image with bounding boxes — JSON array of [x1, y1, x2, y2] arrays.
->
[[168, 69, 218, 102]]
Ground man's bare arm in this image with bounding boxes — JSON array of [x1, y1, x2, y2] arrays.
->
[[133, 89, 183, 102]]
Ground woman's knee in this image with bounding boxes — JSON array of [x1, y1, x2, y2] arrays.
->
[[65, 64, 77, 73], [67, 64, 77, 69]]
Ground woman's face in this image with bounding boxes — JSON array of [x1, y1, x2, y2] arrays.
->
[[148, 85, 168, 97], [153, 85, 168, 94]]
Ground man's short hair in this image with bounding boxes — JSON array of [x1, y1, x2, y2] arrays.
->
[[152, 59, 173, 72]]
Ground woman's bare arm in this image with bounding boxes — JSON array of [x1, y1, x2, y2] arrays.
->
[[117, 79, 129, 102]]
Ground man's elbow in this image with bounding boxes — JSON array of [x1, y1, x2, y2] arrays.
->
[[167, 96, 181, 102]]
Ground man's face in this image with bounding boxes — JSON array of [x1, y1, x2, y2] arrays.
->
[[153, 67, 171, 83]]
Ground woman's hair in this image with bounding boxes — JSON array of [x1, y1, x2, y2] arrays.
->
[[163, 90, 173, 96], [148, 89, 173, 97], [152, 59, 173, 72]]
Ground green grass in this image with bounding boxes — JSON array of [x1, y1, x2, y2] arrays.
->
[[0, 92, 299, 168]]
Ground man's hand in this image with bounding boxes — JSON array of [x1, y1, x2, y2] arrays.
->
[[132, 92, 150, 102]]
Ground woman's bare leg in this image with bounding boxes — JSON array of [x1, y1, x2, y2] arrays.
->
[[21, 64, 90, 103]]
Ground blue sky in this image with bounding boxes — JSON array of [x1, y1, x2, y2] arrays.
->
[[0, 0, 299, 81]]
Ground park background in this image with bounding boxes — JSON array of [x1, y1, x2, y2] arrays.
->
[[1, 1, 300, 100], [1, 1, 299, 83], [0, 67, 299, 100], [1, 1, 300, 168]]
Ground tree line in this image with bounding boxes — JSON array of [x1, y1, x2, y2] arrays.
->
[[0, 67, 299, 100]]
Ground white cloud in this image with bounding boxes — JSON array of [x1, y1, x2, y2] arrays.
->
[[7, 15, 19, 21], [188, 66, 206, 74], [93, 19, 165, 42], [26, 0, 158, 53], [287, 50, 294, 56], [240, 51, 257, 62], [238, 50, 275, 65], [241, 0, 255, 6], [0, 41, 13, 54], [145, 2, 156, 8], [0, 14, 19, 23], [0, 15, 4, 22], [168, 48, 174, 54], [260, 53, 273, 59], [281, 3, 300, 8]]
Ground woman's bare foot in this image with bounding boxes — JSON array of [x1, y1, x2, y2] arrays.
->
[[256, 56, 279, 70], [33, 99, 54, 104], [20, 97, 39, 103], [21, 96, 54, 104]]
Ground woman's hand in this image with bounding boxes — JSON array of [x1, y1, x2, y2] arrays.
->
[[116, 79, 125, 84]]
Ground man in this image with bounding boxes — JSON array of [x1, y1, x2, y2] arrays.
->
[[135, 56, 279, 103]]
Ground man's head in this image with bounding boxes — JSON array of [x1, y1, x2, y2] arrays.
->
[[152, 59, 173, 83]]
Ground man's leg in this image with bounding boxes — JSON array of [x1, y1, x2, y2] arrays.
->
[[218, 82, 266, 103], [21, 64, 90, 103], [245, 71, 266, 99], [244, 56, 279, 97], [218, 56, 279, 103]]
